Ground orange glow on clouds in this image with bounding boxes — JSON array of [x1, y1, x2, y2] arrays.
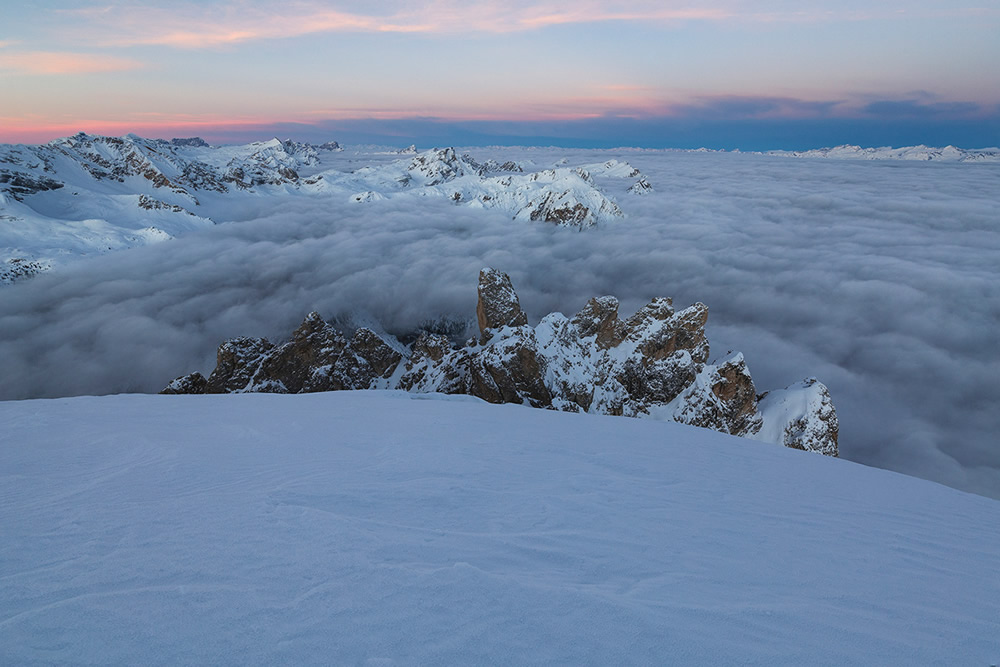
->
[[0, 114, 289, 144], [0, 99, 664, 143], [0, 50, 141, 75]]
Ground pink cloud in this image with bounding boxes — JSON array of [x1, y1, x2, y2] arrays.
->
[[64, 1, 734, 49], [0, 50, 141, 75]]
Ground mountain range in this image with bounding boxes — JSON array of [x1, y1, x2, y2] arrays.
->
[[5, 133, 995, 285], [1, 134, 643, 284]]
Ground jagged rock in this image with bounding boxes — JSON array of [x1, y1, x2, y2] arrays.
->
[[161, 372, 208, 394], [206, 337, 276, 393], [326, 328, 403, 390], [405, 147, 472, 186], [191, 315, 402, 395], [476, 268, 528, 335], [163, 268, 838, 457], [0, 170, 64, 201], [628, 177, 653, 195], [170, 137, 210, 148], [411, 332, 451, 363], [570, 296, 625, 349], [525, 191, 589, 226], [137, 195, 187, 213], [754, 378, 839, 456], [627, 301, 710, 365], [398, 341, 472, 396], [1, 258, 50, 285], [258, 312, 347, 393], [471, 325, 551, 407], [666, 353, 762, 436]]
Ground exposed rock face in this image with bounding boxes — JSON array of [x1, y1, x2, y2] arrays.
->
[[161, 372, 208, 394], [476, 267, 528, 334], [169, 137, 210, 148], [628, 177, 653, 195], [163, 269, 838, 456], [1, 258, 51, 285], [0, 170, 64, 201], [665, 353, 762, 435], [206, 336, 276, 393], [137, 195, 189, 213], [174, 315, 403, 395]]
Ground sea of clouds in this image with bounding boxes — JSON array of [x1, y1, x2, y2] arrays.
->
[[1, 149, 998, 498]]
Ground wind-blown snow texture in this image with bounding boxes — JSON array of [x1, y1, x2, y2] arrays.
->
[[0, 137, 998, 499], [1, 392, 998, 665]]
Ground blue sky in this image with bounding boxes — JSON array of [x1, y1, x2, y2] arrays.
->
[[1, 1, 998, 148]]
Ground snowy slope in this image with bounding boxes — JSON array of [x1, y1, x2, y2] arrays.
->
[[2, 391, 998, 665]]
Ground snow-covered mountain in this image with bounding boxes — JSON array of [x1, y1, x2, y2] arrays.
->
[[1, 134, 644, 284], [165, 268, 839, 457], [2, 391, 997, 664], [767, 144, 1000, 161], [5, 133, 996, 286]]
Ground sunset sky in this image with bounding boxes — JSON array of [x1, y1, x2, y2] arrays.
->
[[2, 0, 998, 148]]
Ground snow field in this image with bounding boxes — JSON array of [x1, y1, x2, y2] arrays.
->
[[2, 391, 998, 665]]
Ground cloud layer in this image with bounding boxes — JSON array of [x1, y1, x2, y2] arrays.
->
[[1, 149, 998, 499]]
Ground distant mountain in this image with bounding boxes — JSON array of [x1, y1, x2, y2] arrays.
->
[[5, 133, 995, 286], [767, 144, 1000, 162], [1, 134, 646, 284]]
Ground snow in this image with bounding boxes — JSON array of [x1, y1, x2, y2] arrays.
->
[[1, 391, 998, 665]]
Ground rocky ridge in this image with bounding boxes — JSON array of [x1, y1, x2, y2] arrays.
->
[[164, 269, 839, 456]]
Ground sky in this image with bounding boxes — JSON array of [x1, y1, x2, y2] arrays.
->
[[1, 0, 999, 149]]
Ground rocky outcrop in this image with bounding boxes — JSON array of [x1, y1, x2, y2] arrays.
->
[[752, 378, 839, 456], [169, 137, 210, 148], [163, 269, 838, 456], [166, 313, 402, 395], [476, 267, 528, 333], [628, 177, 653, 195], [0, 258, 51, 285], [404, 147, 475, 186], [0, 170, 64, 201]]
